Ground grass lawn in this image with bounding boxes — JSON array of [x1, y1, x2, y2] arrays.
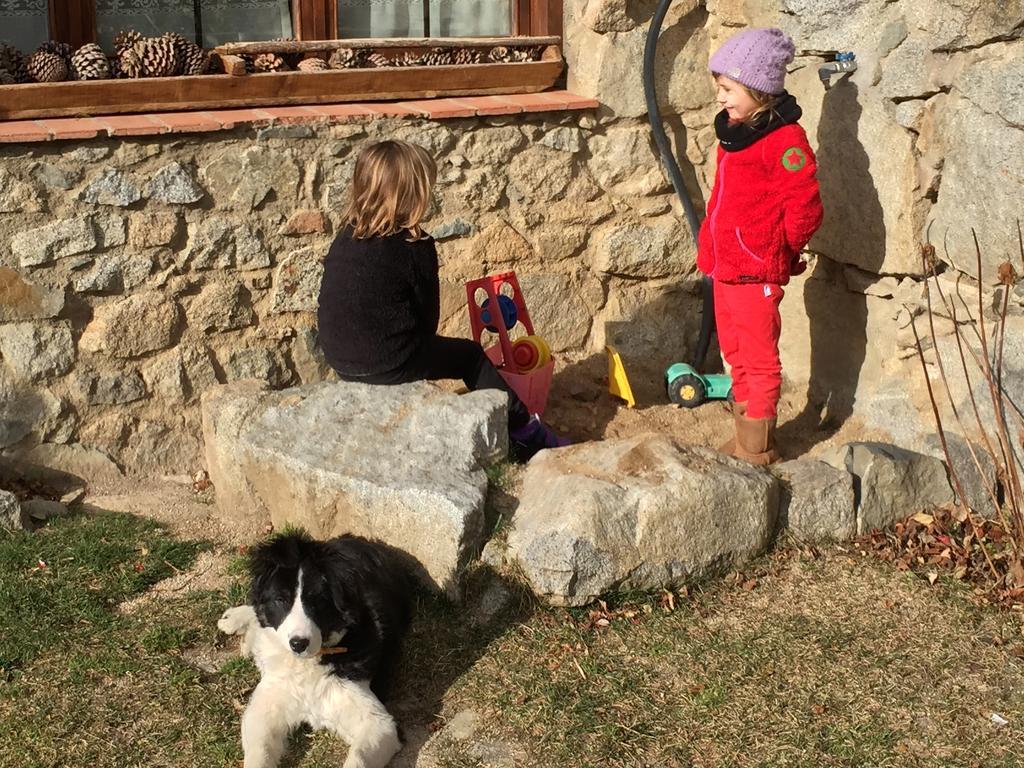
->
[[1, 512, 1022, 768]]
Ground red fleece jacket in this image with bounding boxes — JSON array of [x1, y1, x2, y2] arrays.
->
[[696, 123, 823, 285]]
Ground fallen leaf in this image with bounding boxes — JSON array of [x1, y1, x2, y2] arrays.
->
[[913, 511, 935, 526], [1009, 559, 1024, 589], [742, 578, 758, 591], [927, 572, 939, 585], [811, 703, 827, 715]]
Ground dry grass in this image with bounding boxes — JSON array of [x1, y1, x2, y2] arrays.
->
[[2, 514, 1022, 768], [441, 551, 1024, 768]]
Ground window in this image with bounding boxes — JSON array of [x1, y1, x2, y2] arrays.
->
[[3, 0, 557, 49], [337, 0, 513, 39], [93, 0, 293, 50], [0, 0, 564, 121]]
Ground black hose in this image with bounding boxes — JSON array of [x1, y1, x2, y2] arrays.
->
[[643, 0, 715, 370]]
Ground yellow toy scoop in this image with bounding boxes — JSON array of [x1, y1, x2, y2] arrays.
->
[[606, 345, 636, 408]]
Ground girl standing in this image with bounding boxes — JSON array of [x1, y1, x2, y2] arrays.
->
[[697, 28, 824, 464]]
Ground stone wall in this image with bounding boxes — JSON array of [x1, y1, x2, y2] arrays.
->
[[568, 0, 1024, 446], [0, 115, 696, 474], [2, 0, 1022, 475]]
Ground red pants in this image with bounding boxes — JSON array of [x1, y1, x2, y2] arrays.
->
[[714, 281, 784, 419]]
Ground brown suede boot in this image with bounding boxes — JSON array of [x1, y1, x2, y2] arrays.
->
[[718, 402, 747, 454], [733, 414, 779, 466]]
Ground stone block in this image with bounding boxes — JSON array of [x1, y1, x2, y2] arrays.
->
[[129, 212, 181, 249], [189, 278, 255, 332], [79, 292, 182, 359], [280, 209, 330, 236], [79, 168, 142, 207], [823, 442, 954, 534], [77, 370, 148, 405], [506, 434, 779, 606], [270, 247, 324, 314], [11, 217, 97, 267], [771, 459, 856, 541], [0, 267, 65, 321], [0, 322, 75, 382], [201, 380, 507, 594]]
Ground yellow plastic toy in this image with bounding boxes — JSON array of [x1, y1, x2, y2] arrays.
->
[[605, 345, 636, 408]]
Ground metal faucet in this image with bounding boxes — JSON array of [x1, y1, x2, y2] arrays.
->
[[819, 52, 857, 89]]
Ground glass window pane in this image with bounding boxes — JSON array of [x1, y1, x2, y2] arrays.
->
[[96, 1, 197, 51], [339, 0, 426, 39], [199, 0, 293, 47], [428, 0, 511, 36], [0, 0, 50, 52], [339, 0, 511, 38]]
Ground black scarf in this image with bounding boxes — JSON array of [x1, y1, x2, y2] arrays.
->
[[714, 91, 802, 152]]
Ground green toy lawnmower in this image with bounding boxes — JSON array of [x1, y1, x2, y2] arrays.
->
[[665, 362, 732, 408]]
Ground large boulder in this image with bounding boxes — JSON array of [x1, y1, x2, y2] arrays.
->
[[824, 442, 954, 534], [506, 434, 779, 606], [201, 380, 508, 596]]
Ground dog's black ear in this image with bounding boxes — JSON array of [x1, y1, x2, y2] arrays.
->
[[247, 541, 279, 606], [326, 574, 364, 629]]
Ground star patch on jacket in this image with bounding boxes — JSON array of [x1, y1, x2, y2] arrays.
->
[[781, 146, 807, 171]]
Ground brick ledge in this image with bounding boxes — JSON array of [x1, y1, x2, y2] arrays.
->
[[0, 91, 599, 144]]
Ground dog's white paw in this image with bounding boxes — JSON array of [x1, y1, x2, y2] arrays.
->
[[218, 605, 256, 635]]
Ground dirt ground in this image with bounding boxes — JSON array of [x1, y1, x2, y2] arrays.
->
[[540, 352, 891, 460]]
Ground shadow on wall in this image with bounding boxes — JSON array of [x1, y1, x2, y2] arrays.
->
[[781, 81, 886, 454], [652, 0, 711, 216], [546, 280, 713, 440]]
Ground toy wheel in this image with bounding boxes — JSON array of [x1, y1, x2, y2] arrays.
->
[[668, 374, 706, 408], [481, 295, 518, 332]]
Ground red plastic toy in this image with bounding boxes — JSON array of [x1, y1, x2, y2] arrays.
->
[[465, 272, 555, 415]]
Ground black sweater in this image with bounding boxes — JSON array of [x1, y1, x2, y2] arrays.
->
[[317, 227, 440, 376]]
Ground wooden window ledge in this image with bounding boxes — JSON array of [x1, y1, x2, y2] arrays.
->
[[0, 91, 599, 144]]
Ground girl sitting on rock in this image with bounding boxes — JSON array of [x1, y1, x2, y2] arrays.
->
[[317, 139, 568, 460]]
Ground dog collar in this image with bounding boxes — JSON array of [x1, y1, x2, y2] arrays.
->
[[318, 645, 348, 656]]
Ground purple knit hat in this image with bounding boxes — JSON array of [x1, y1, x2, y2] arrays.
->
[[709, 27, 795, 95]]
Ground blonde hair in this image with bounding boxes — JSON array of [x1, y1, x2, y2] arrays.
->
[[713, 74, 779, 125], [343, 140, 437, 240]]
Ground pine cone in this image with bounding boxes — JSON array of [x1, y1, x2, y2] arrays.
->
[[118, 47, 145, 79], [252, 52, 289, 72], [328, 48, 366, 69], [137, 36, 180, 77], [453, 48, 483, 65], [487, 46, 513, 63], [71, 43, 111, 80], [297, 57, 329, 72], [38, 40, 73, 62], [365, 52, 391, 68], [181, 43, 210, 75], [27, 50, 69, 82], [114, 30, 142, 56], [422, 47, 454, 66], [509, 46, 541, 62], [394, 51, 423, 67], [0, 43, 29, 83], [162, 32, 193, 75]]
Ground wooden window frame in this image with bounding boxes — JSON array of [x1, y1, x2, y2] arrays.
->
[[46, 0, 562, 47], [2, 0, 564, 120]]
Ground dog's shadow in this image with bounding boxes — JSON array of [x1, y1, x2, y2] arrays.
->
[[391, 477, 535, 766]]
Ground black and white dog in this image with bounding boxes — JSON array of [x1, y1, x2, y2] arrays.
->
[[218, 531, 413, 768]]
